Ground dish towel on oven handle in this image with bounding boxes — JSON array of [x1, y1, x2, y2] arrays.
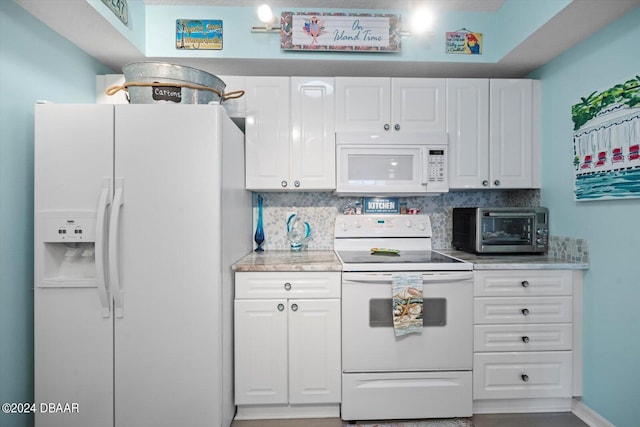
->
[[392, 273, 424, 336]]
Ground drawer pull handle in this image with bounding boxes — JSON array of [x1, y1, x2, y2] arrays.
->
[[521, 308, 530, 316], [291, 303, 298, 312], [284, 282, 292, 291], [522, 336, 530, 343], [277, 303, 285, 312], [521, 374, 529, 382], [521, 280, 530, 288]]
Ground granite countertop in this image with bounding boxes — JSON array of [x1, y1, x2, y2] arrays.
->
[[232, 250, 342, 272], [440, 250, 589, 270], [234, 249, 588, 271]]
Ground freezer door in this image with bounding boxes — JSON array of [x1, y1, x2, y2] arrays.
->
[[112, 105, 227, 427], [34, 104, 114, 427]]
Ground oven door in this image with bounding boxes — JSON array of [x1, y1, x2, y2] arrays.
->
[[341, 271, 473, 371]]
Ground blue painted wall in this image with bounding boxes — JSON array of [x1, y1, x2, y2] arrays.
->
[[0, 2, 112, 427], [529, 7, 640, 427]]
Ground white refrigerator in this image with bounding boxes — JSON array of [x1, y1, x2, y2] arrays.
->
[[34, 103, 251, 427]]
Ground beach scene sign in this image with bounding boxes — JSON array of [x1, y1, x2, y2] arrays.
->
[[176, 19, 223, 50]]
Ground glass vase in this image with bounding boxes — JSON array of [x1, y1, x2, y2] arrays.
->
[[254, 195, 265, 252]]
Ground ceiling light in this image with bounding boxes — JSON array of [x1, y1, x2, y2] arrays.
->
[[252, 4, 281, 33], [411, 8, 434, 35], [257, 4, 276, 25]]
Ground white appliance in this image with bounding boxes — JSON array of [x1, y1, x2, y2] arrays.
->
[[33, 103, 251, 427], [334, 215, 473, 421], [335, 132, 448, 195]]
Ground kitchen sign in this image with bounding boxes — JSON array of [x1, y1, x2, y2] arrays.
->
[[101, 0, 128, 26], [281, 12, 401, 52], [364, 198, 399, 214]]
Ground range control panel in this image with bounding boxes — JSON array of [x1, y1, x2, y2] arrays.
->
[[334, 214, 432, 238]]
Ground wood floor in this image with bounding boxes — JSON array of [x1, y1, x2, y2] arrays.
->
[[232, 412, 589, 427]]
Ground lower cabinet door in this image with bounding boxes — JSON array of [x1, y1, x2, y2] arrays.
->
[[473, 351, 573, 399], [234, 299, 288, 405], [288, 299, 341, 404]]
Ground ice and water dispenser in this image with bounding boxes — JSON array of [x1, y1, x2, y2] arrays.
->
[[39, 211, 98, 284]]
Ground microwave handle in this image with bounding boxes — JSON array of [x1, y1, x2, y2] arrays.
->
[[420, 148, 428, 186]]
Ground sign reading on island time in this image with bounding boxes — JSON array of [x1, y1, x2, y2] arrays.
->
[[281, 12, 401, 52]]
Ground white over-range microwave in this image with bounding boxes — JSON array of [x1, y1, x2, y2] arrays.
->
[[335, 132, 449, 195]]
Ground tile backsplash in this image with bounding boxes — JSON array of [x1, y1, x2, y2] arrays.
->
[[252, 190, 541, 251]]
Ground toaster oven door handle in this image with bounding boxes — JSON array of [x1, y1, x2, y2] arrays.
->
[[486, 212, 536, 218]]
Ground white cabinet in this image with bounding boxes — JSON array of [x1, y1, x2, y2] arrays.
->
[[447, 79, 540, 189], [245, 77, 291, 190], [335, 77, 446, 133], [234, 271, 341, 418], [245, 77, 335, 191], [290, 77, 335, 190], [473, 270, 582, 413]]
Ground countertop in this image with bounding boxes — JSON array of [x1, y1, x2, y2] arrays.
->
[[233, 250, 588, 271], [232, 250, 342, 272], [440, 250, 589, 270]]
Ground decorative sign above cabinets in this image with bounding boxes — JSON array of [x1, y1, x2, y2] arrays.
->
[[101, 0, 128, 26], [176, 20, 223, 50], [445, 29, 482, 54], [281, 12, 401, 52]]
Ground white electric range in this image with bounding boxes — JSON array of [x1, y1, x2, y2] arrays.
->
[[334, 214, 474, 421]]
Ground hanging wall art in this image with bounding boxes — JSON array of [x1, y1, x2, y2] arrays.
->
[[572, 75, 640, 200], [176, 19, 223, 50], [280, 12, 401, 52]]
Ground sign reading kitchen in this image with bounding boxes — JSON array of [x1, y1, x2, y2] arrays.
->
[[364, 198, 399, 214], [281, 12, 401, 52]]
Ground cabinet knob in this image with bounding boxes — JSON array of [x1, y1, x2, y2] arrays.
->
[[291, 303, 298, 312], [482, 180, 489, 187], [521, 308, 530, 316], [294, 180, 301, 188], [384, 124, 390, 131], [521, 374, 529, 382], [494, 180, 501, 186], [281, 180, 288, 188], [277, 303, 285, 312], [284, 282, 292, 291], [394, 124, 400, 131], [522, 336, 530, 343], [521, 280, 530, 288]]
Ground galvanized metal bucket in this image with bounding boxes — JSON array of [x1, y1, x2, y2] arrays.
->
[[120, 62, 227, 104]]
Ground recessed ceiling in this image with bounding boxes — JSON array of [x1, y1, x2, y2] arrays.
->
[[16, 0, 640, 78], [141, 0, 506, 12]]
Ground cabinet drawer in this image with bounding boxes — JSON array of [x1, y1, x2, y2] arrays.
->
[[474, 324, 573, 352], [235, 272, 341, 299], [474, 296, 572, 324], [474, 270, 572, 297], [473, 351, 572, 399]]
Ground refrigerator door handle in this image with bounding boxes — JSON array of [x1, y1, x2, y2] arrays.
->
[[95, 178, 111, 318], [109, 178, 125, 318]]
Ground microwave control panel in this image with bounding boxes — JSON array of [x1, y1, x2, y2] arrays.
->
[[425, 146, 448, 192]]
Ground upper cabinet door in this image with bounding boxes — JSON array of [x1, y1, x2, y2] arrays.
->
[[290, 77, 336, 190], [489, 79, 534, 188], [447, 79, 490, 189], [392, 78, 447, 132], [335, 77, 391, 132], [245, 77, 291, 190]]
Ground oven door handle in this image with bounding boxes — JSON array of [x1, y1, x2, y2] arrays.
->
[[342, 272, 473, 284]]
